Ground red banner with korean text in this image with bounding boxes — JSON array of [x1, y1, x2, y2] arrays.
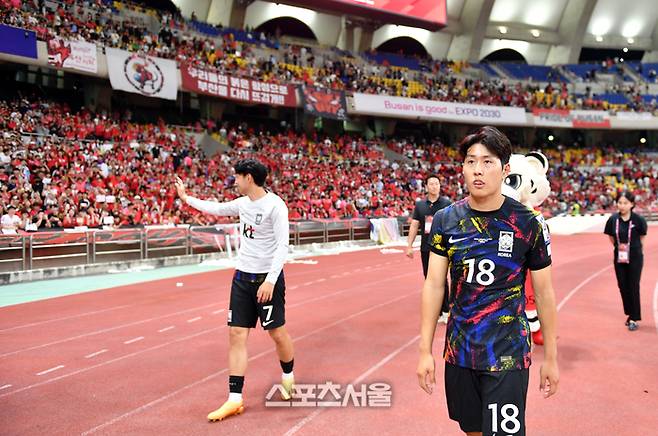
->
[[180, 63, 297, 107]]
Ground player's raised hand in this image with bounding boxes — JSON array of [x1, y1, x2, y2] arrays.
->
[[175, 176, 187, 201], [416, 351, 436, 394]]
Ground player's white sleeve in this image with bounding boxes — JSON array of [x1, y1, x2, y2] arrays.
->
[[265, 200, 290, 284], [185, 196, 240, 216]]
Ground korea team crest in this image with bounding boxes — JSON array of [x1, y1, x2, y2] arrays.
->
[[498, 231, 514, 257]]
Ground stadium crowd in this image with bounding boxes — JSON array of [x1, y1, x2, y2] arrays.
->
[[1, 97, 656, 232], [2, 1, 658, 112]]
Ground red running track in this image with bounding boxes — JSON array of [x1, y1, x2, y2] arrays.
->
[[1, 233, 657, 435]]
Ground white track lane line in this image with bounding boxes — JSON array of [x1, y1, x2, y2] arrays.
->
[[123, 337, 144, 345], [1, 256, 375, 334], [85, 349, 108, 359], [284, 335, 421, 435], [0, 271, 417, 400], [211, 309, 225, 315], [0, 260, 384, 358], [0, 302, 222, 358], [186, 317, 201, 323], [36, 365, 64, 376], [556, 265, 613, 312], [1, 328, 221, 400], [79, 290, 419, 435], [285, 261, 624, 434], [0, 384, 12, 390], [0, 304, 134, 333], [158, 326, 175, 333]]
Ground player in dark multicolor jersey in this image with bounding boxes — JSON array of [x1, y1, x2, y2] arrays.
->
[[416, 126, 559, 436]]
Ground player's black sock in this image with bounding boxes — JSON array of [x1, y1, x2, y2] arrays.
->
[[229, 375, 244, 394], [280, 359, 294, 374]]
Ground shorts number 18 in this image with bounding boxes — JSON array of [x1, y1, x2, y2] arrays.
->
[[488, 403, 521, 434]]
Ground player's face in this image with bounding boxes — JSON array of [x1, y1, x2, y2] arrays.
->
[[462, 143, 509, 199], [235, 174, 249, 195], [616, 196, 633, 215], [426, 177, 440, 197]]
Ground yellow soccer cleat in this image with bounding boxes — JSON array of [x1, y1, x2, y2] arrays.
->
[[207, 399, 245, 422], [281, 377, 295, 401]]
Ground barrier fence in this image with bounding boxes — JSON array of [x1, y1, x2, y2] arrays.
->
[[6, 211, 649, 274], [0, 219, 384, 273]]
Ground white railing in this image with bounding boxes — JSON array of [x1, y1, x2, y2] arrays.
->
[[0, 219, 376, 273]]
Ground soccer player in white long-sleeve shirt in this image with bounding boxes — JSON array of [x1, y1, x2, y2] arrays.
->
[[175, 159, 295, 422]]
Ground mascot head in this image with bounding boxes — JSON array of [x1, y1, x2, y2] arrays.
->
[[502, 151, 550, 208]]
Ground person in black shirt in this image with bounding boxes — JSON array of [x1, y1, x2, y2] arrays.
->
[[604, 191, 648, 331], [407, 175, 451, 322]]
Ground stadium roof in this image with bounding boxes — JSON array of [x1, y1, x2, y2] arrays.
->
[[174, 0, 658, 63]]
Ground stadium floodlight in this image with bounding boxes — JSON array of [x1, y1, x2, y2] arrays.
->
[[640, 137, 647, 144], [498, 26, 508, 34], [548, 135, 554, 142], [531, 29, 540, 38], [595, 35, 603, 42], [627, 38, 635, 44]]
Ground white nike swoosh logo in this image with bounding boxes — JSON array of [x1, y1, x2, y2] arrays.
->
[[448, 236, 469, 243], [262, 320, 274, 327]]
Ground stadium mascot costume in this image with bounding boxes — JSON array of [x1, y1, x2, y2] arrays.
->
[[502, 151, 550, 346]]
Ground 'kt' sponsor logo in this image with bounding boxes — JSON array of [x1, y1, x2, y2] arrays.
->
[[243, 224, 255, 239]]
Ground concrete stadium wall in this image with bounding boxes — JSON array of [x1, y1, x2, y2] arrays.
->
[[480, 39, 551, 64], [244, 1, 342, 46], [371, 25, 453, 60]]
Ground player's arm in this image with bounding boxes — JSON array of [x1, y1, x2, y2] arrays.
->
[[175, 176, 239, 216], [406, 219, 420, 258], [531, 265, 559, 398], [417, 252, 448, 395], [407, 203, 423, 258], [258, 201, 290, 303]]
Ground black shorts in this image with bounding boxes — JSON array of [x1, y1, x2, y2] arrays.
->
[[445, 362, 529, 435], [228, 270, 286, 330]]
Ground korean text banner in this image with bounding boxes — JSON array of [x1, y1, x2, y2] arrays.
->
[[180, 63, 297, 107]]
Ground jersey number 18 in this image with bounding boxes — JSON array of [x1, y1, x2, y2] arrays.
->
[[464, 258, 495, 286]]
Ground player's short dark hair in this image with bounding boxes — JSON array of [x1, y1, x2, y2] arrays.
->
[[234, 159, 268, 187], [458, 126, 512, 166], [426, 175, 440, 184], [616, 190, 635, 205]]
